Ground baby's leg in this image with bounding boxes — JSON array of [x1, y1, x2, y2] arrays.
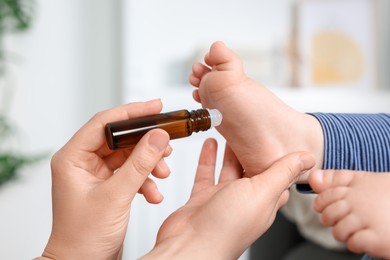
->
[[189, 41, 324, 177], [309, 170, 390, 259]]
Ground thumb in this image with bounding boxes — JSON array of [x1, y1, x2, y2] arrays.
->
[[104, 129, 170, 199], [252, 152, 315, 199]]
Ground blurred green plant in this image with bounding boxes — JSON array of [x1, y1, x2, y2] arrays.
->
[[0, 0, 35, 74], [0, 115, 47, 185], [0, 0, 44, 186]]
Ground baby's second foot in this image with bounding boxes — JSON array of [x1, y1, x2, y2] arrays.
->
[[309, 170, 390, 259], [189, 41, 323, 176]]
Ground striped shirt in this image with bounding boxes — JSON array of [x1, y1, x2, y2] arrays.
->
[[310, 113, 390, 172]]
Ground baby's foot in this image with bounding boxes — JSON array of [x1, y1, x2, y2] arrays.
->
[[189, 41, 323, 177], [309, 170, 390, 259]]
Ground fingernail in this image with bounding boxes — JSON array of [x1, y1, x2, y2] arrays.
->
[[144, 98, 163, 107], [148, 131, 169, 152]]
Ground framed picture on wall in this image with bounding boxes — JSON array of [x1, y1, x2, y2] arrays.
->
[[294, 0, 378, 89]]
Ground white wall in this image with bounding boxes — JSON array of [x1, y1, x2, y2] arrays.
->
[[123, 0, 295, 97], [0, 1, 121, 259], [123, 0, 390, 99], [378, 0, 390, 88]]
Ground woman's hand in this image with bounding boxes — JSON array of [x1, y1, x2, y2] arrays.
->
[[144, 139, 315, 260], [40, 99, 172, 260]]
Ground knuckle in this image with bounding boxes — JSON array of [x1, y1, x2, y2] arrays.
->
[[90, 111, 105, 122]]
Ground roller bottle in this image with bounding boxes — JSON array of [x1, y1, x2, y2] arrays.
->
[[105, 108, 222, 150]]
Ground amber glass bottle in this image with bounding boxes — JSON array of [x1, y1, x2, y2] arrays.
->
[[105, 108, 222, 150]]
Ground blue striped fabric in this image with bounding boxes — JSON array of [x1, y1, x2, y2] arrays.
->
[[310, 113, 390, 172]]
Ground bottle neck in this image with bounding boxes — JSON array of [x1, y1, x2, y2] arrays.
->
[[189, 109, 212, 132]]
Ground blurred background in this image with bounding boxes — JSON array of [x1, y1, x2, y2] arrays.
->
[[0, 0, 389, 259]]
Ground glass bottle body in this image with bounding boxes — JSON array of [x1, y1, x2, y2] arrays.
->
[[105, 109, 220, 150]]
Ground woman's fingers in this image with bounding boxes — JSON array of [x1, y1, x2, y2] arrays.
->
[[218, 143, 243, 183], [191, 139, 218, 195], [102, 129, 170, 200], [68, 99, 163, 154]]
